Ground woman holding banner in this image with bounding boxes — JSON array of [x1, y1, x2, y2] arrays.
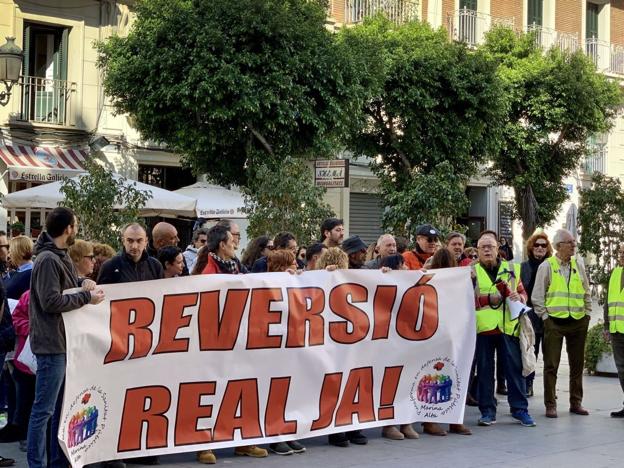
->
[[194, 224, 268, 464]]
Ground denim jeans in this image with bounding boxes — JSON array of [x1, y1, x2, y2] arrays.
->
[[27, 353, 68, 468], [476, 333, 528, 417]]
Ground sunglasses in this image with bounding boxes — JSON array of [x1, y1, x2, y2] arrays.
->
[[0, 244, 9, 249], [426, 237, 438, 243], [534, 243, 548, 248], [469, 254, 478, 259]]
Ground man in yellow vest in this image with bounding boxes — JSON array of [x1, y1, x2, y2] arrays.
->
[[532, 228, 592, 418], [473, 231, 535, 427], [604, 243, 624, 418]]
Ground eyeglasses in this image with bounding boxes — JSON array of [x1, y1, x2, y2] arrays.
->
[[0, 245, 9, 249], [478, 245, 497, 251], [197, 239, 207, 244], [84, 255, 95, 260], [469, 254, 478, 259], [560, 240, 576, 245], [534, 243, 548, 248], [231, 232, 241, 238], [426, 237, 438, 243]]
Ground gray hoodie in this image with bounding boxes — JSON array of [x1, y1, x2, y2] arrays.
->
[[29, 232, 91, 354]]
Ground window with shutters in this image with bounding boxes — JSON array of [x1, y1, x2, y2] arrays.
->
[[459, 0, 477, 11], [586, 3, 600, 39], [20, 23, 73, 125]]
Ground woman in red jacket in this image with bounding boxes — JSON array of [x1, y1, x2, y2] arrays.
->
[[193, 224, 267, 464]]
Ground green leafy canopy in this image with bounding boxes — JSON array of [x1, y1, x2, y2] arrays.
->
[[481, 27, 623, 239], [97, 0, 367, 186], [60, 160, 152, 249], [340, 17, 505, 237]]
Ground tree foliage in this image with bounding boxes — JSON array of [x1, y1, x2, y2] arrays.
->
[[97, 0, 365, 186], [578, 173, 624, 303], [339, 17, 505, 237], [481, 27, 623, 239], [60, 161, 152, 249], [242, 158, 335, 246]]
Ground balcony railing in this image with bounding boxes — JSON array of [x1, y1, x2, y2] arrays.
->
[[527, 24, 579, 52], [17, 75, 76, 126], [447, 8, 514, 48], [583, 145, 607, 175], [585, 37, 624, 75], [344, 0, 418, 25]]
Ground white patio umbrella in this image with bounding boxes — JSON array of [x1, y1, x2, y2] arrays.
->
[[173, 181, 247, 219], [2, 174, 197, 217]]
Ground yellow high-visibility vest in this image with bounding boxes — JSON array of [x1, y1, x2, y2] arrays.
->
[[544, 256, 586, 320], [475, 261, 522, 336], [607, 266, 624, 334]]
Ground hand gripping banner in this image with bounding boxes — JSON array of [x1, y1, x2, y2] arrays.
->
[[59, 268, 476, 466]]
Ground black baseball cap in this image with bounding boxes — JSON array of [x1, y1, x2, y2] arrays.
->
[[415, 224, 441, 238], [342, 235, 367, 254]]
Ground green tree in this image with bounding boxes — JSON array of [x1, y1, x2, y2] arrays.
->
[[578, 173, 624, 303], [242, 158, 335, 246], [339, 17, 505, 237], [481, 27, 623, 240], [60, 161, 152, 249], [97, 0, 365, 186]]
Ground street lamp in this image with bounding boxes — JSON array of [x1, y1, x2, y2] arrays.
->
[[0, 37, 24, 107]]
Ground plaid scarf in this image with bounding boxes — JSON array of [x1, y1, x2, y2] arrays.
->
[[209, 252, 239, 274]]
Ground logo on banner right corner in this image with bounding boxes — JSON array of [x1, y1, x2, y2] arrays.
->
[[410, 357, 462, 418]]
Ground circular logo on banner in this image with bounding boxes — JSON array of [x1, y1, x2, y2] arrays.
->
[[34, 149, 58, 167], [62, 386, 109, 458], [409, 357, 462, 418]]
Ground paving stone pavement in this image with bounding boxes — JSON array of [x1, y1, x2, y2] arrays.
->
[[3, 302, 622, 467]]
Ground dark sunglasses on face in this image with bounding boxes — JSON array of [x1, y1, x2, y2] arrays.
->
[[469, 254, 478, 259], [534, 243, 548, 248], [427, 237, 438, 243]]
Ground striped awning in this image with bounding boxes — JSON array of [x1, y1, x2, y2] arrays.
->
[[0, 144, 88, 182]]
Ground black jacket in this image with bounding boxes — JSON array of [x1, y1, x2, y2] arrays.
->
[[29, 232, 91, 354], [0, 281, 15, 354], [97, 250, 164, 285], [521, 257, 546, 335]]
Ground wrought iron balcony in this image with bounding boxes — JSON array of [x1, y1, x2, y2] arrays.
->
[[582, 144, 607, 175], [585, 37, 624, 75], [16, 75, 76, 126], [447, 8, 514, 48], [527, 24, 579, 52], [342, 0, 419, 25]]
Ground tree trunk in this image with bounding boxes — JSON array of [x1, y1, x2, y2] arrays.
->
[[514, 184, 539, 241]]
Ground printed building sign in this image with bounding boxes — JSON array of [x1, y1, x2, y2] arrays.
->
[[60, 269, 475, 467], [498, 201, 514, 241], [314, 159, 349, 188]]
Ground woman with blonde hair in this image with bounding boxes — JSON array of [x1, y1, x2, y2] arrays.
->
[[68, 240, 95, 278], [5, 236, 33, 300], [316, 247, 349, 270]]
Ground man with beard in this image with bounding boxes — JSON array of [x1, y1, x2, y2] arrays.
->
[[403, 224, 440, 270], [320, 218, 345, 248], [474, 231, 535, 427], [27, 208, 105, 467], [342, 236, 367, 269]]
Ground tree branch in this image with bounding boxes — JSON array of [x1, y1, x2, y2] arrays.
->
[[248, 124, 274, 156]]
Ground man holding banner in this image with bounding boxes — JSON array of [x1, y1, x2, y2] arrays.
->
[[27, 208, 105, 468]]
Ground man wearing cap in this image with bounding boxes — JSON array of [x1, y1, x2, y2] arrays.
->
[[342, 236, 368, 269], [403, 224, 440, 270], [447, 232, 472, 267]]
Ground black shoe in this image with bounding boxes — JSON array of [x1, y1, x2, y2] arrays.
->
[[126, 456, 159, 465], [328, 432, 349, 447], [0, 456, 14, 467], [347, 430, 368, 445], [287, 440, 306, 453], [101, 461, 127, 468], [611, 408, 624, 418], [466, 394, 479, 407], [496, 385, 508, 395], [270, 442, 294, 455], [0, 424, 25, 443]]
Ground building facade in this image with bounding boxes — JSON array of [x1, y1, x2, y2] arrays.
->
[[0, 0, 191, 237]]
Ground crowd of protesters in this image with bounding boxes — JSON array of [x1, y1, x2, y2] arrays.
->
[[0, 208, 622, 468]]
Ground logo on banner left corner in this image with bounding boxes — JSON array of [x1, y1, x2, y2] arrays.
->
[[409, 357, 461, 418], [63, 387, 108, 455]]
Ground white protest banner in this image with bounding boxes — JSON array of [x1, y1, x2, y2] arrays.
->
[[59, 268, 475, 467]]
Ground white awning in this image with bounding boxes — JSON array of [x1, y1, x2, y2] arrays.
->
[[174, 182, 247, 219]]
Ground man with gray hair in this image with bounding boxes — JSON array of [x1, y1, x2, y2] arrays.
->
[[532, 228, 592, 419], [364, 234, 396, 269], [446, 231, 472, 267]]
